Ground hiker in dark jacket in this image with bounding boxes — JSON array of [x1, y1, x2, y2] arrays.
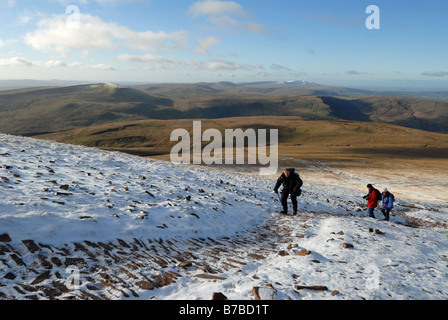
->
[[274, 168, 303, 215]]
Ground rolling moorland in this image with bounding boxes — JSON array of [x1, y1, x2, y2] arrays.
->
[[0, 81, 446, 168], [0, 82, 448, 137]]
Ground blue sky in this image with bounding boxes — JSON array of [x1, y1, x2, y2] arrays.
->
[[0, 0, 447, 88]]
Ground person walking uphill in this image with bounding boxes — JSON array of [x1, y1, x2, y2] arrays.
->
[[381, 188, 394, 221], [274, 168, 303, 215], [363, 184, 381, 218]]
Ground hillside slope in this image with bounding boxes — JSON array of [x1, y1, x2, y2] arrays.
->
[[0, 134, 447, 300], [0, 83, 173, 136], [38, 116, 448, 162], [0, 83, 447, 135]]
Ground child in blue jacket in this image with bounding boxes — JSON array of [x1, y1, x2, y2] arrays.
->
[[381, 188, 394, 221]]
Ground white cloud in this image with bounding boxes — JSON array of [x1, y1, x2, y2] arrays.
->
[[346, 70, 363, 75], [189, 0, 266, 34], [270, 63, 291, 72], [0, 0, 16, 9], [189, 0, 244, 18], [118, 53, 263, 72], [16, 11, 32, 25], [422, 71, 448, 77], [54, 0, 130, 6], [202, 59, 252, 71], [0, 57, 33, 67], [194, 36, 221, 55], [42, 60, 67, 68], [90, 63, 117, 70], [0, 57, 116, 71], [117, 53, 177, 65], [24, 13, 188, 55], [245, 22, 267, 34], [68, 61, 116, 70]]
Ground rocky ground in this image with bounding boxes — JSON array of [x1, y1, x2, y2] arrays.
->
[[1, 206, 443, 300]]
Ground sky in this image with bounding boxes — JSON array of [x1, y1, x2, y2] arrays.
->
[[0, 0, 447, 89]]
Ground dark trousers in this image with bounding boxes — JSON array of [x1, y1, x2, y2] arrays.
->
[[381, 208, 390, 221], [281, 190, 297, 212]]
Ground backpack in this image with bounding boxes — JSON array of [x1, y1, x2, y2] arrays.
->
[[374, 188, 382, 201]]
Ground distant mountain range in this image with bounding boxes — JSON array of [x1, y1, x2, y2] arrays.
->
[[2, 79, 448, 100], [0, 81, 447, 137], [135, 81, 448, 101]]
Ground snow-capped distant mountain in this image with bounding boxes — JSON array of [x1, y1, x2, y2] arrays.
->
[[0, 134, 447, 301], [281, 80, 317, 86]]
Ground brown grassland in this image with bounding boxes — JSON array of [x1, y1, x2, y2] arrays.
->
[[38, 115, 448, 204]]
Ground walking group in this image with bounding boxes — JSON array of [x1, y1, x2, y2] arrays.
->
[[364, 183, 394, 221], [273, 168, 395, 221]]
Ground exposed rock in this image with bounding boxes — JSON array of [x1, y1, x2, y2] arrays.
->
[[38, 254, 53, 269], [295, 249, 311, 256], [247, 253, 265, 260], [22, 240, 40, 253], [31, 271, 52, 285], [178, 261, 194, 269], [227, 258, 246, 266], [0, 233, 11, 242], [152, 274, 176, 288], [294, 285, 328, 291], [4, 272, 16, 280], [342, 243, 354, 249], [135, 280, 155, 291], [65, 257, 87, 268], [56, 192, 72, 196], [253, 286, 277, 300], [212, 292, 228, 300], [50, 257, 63, 267], [278, 250, 289, 256], [194, 274, 227, 280], [145, 190, 155, 198], [10, 254, 26, 266]]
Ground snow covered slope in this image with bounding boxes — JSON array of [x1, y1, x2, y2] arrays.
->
[[0, 134, 277, 245], [0, 134, 447, 300]]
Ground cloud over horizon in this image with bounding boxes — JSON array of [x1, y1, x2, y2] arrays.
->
[[24, 13, 188, 55], [422, 71, 448, 77]]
